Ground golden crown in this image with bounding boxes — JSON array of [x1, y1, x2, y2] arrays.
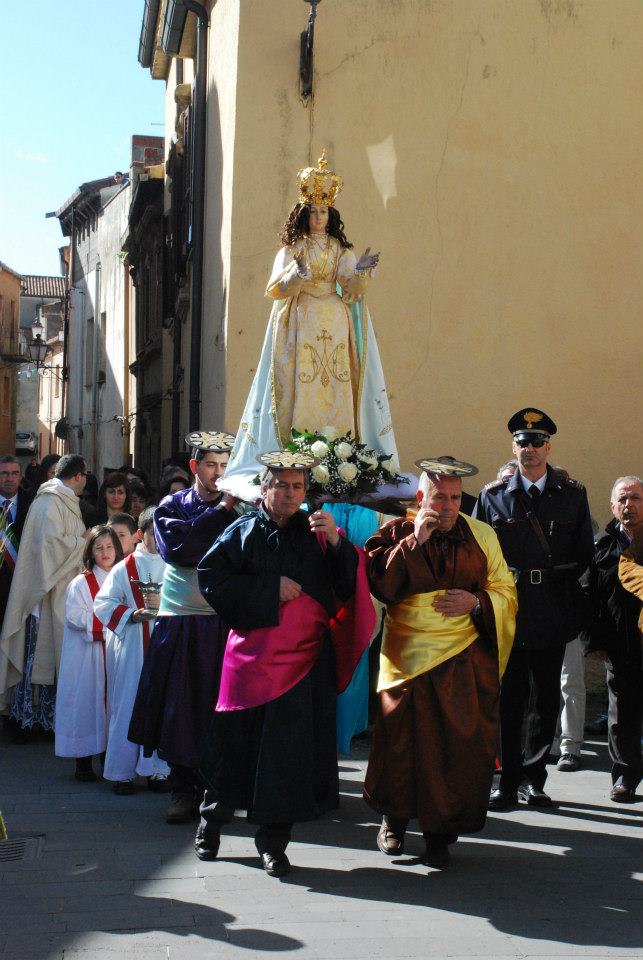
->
[[297, 150, 343, 207]]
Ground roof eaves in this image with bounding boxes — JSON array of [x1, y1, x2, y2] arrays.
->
[[0, 260, 23, 281]]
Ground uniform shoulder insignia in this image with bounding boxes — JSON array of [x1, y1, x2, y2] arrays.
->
[[563, 475, 585, 490], [483, 478, 506, 492]]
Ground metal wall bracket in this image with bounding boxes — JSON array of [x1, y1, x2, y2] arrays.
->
[[300, 0, 322, 100]]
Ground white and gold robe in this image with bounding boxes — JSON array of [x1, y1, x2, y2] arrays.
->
[[221, 238, 402, 499]]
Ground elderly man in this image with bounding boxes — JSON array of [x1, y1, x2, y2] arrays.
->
[[129, 431, 240, 824], [0, 454, 87, 733], [364, 458, 517, 868], [583, 476, 643, 803], [195, 453, 362, 877], [474, 409, 594, 809]]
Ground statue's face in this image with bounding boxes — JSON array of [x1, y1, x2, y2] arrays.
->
[[308, 204, 329, 234]]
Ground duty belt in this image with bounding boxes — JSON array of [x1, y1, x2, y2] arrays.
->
[[510, 562, 578, 585]]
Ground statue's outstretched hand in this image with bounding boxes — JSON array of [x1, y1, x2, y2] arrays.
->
[[356, 247, 380, 272]]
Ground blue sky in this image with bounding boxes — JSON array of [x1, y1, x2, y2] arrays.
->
[[0, 1, 164, 277]]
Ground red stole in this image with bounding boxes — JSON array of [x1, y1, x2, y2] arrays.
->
[[216, 541, 375, 712], [83, 569, 107, 706], [125, 553, 151, 652]]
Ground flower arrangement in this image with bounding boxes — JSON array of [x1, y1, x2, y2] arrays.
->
[[287, 426, 402, 501]]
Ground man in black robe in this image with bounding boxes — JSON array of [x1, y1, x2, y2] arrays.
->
[[196, 461, 358, 877]]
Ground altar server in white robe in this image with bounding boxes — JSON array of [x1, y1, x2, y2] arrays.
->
[[95, 508, 169, 793], [55, 526, 124, 781]]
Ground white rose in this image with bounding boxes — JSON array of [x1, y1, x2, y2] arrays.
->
[[337, 461, 359, 483], [358, 453, 378, 469], [383, 458, 398, 475], [321, 425, 338, 441], [335, 441, 353, 460], [311, 464, 330, 485], [310, 439, 330, 459]]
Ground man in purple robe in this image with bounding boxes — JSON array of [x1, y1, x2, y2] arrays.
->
[[128, 431, 239, 823]]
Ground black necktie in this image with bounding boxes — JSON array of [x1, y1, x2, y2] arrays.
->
[[529, 484, 541, 508]]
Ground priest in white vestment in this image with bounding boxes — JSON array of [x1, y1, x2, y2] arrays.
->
[[0, 455, 87, 727]]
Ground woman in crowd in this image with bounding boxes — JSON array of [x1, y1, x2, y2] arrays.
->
[[129, 478, 152, 523], [158, 467, 191, 499], [95, 472, 131, 523]]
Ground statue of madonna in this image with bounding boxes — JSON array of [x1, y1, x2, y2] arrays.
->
[[222, 151, 401, 497]]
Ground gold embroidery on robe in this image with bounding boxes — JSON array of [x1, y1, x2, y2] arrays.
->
[[266, 238, 367, 440]]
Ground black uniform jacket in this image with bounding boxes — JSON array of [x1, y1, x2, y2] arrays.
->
[[473, 466, 594, 648], [581, 520, 642, 669], [0, 487, 33, 630], [197, 506, 358, 634]]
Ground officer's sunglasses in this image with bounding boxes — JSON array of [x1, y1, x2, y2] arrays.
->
[[515, 437, 547, 448]]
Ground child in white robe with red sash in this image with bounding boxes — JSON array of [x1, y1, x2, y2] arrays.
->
[[94, 508, 170, 793], [55, 526, 124, 782]]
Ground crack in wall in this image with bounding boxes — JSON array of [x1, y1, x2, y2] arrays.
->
[[317, 34, 389, 82]]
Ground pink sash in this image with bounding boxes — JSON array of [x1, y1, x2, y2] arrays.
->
[[216, 545, 375, 712]]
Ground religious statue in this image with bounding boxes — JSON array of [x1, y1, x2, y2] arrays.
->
[[222, 151, 403, 501]]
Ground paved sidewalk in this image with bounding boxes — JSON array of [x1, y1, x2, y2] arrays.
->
[[0, 724, 641, 960]]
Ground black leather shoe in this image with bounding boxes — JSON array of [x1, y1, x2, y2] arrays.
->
[[377, 816, 406, 856], [488, 788, 517, 811], [518, 785, 553, 807], [194, 828, 221, 861], [261, 852, 290, 877], [610, 783, 635, 804], [74, 768, 97, 782], [113, 780, 135, 795], [424, 838, 450, 868], [166, 791, 197, 824]]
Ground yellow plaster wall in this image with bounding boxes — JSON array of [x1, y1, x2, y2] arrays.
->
[[199, 0, 241, 431], [203, 0, 643, 522]]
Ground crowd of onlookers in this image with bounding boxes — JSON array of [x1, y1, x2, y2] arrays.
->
[[14, 453, 194, 530]]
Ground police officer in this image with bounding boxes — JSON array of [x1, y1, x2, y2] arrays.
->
[[473, 409, 594, 809]]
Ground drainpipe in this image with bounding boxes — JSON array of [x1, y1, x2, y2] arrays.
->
[[183, 0, 209, 431], [60, 206, 74, 437], [92, 262, 101, 472], [122, 262, 131, 466]]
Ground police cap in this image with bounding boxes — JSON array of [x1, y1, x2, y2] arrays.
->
[[508, 408, 557, 441]]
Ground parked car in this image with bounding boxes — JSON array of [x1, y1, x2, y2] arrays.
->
[[15, 431, 37, 454]]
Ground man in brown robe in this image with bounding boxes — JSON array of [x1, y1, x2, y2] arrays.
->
[[364, 463, 516, 868]]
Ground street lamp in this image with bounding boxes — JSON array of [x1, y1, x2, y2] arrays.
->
[[28, 319, 51, 369]]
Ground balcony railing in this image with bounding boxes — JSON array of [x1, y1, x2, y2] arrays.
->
[[0, 333, 26, 363]]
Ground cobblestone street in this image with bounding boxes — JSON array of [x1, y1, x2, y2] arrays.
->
[[1, 725, 641, 960]]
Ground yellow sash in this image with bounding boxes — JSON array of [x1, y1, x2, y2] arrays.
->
[[618, 554, 643, 632], [378, 514, 517, 691]]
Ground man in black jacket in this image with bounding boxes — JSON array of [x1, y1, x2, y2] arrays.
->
[[583, 476, 643, 803], [473, 409, 594, 809], [0, 456, 34, 741], [0, 456, 33, 634]]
